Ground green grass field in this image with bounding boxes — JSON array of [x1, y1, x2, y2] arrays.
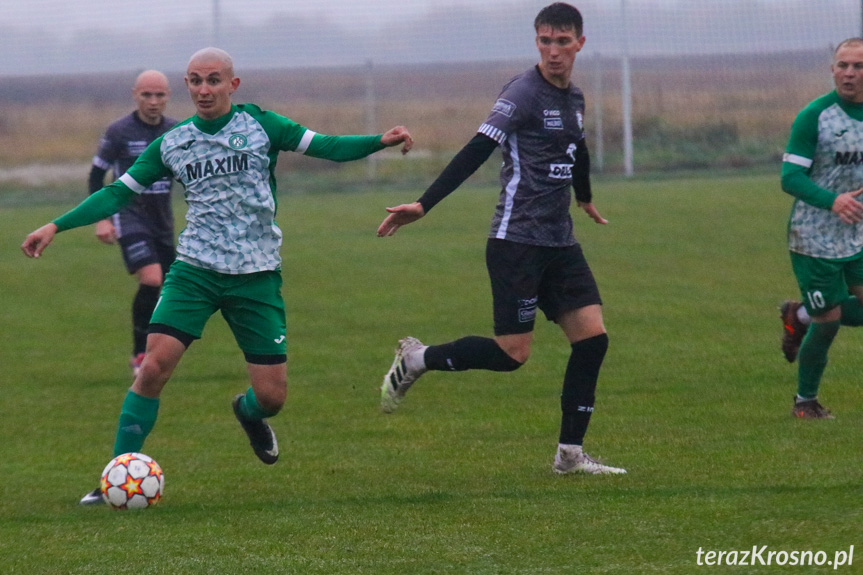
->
[[2, 172, 861, 574]]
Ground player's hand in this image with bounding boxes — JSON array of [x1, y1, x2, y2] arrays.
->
[[95, 219, 117, 244], [21, 223, 58, 258], [578, 202, 609, 225], [381, 126, 414, 155], [832, 188, 863, 224], [377, 202, 425, 237]]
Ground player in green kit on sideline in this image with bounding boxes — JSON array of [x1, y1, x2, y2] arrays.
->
[[22, 47, 414, 504], [779, 37, 863, 419]]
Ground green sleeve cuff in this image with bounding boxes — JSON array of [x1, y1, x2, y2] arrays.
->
[[53, 182, 136, 232], [304, 133, 385, 162]]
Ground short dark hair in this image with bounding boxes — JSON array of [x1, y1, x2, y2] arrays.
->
[[534, 3, 583, 37]]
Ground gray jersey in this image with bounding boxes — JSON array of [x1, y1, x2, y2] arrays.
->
[[480, 66, 586, 247], [92, 111, 177, 242]]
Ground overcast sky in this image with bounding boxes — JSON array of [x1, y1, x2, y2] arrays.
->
[[4, 0, 531, 36], [0, 0, 859, 75]]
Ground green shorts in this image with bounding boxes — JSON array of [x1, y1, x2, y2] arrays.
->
[[790, 251, 863, 315], [150, 260, 287, 362]]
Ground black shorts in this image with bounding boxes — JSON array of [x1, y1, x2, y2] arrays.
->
[[118, 233, 175, 276], [486, 238, 601, 336]]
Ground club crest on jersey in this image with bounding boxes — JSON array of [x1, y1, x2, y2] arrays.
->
[[228, 134, 248, 150], [492, 99, 516, 118]]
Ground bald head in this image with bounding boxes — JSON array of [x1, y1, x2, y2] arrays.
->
[[185, 47, 240, 120], [132, 69, 170, 126], [135, 69, 169, 91], [835, 37, 863, 55], [833, 38, 863, 104], [188, 47, 234, 77]]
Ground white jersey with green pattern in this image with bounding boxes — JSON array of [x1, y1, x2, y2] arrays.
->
[[117, 103, 382, 274], [783, 91, 863, 259]]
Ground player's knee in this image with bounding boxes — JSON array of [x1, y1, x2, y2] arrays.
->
[[133, 358, 170, 397], [495, 344, 527, 369], [500, 352, 525, 371], [502, 344, 530, 366], [256, 386, 286, 414], [137, 264, 164, 287], [494, 337, 531, 366], [248, 363, 287, 413]]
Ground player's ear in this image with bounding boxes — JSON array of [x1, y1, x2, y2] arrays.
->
[[576, 35, 586, 52]]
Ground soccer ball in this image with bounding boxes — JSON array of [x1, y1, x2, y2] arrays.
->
[[100, 452, 164, 509]]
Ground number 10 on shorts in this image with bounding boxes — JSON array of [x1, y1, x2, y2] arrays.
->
[[806, 290, 826, 311]]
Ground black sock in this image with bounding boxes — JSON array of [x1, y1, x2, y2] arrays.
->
[[559, 333, 608, 445], [132, 284, 161, 355], [424, 336, 522, 372]]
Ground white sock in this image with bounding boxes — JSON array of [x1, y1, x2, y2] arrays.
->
[[797, 306, 811, 325], [405, 345, 428, 373], [558, 443, 583, 455]]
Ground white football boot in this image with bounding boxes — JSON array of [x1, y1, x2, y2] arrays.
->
[[553, 445, 626, 475], [380, 337, 428, 413]]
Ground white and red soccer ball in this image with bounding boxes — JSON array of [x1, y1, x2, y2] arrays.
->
[[100, 452, 164, 509]]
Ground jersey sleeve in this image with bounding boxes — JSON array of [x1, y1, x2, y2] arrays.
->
[[89, 126, 121, 194], [121, 135, 174, 192], [781, 106, 836, 210], [55, 136, 171, 231], [53, 181, 136, 231], [302, 133, 385, 162], [477, 80, 530, 144], [252, 108, 308, 152], [572, 138, 592, 204], [87, 165, 108, 195], [92, 125, 121, 172], [417, 133, 498, 213], [784, 105, 819, 163], [253, 107, 385, 161]]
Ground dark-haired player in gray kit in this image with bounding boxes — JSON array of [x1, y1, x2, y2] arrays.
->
[[89, 70, 178, 377], [377, 2, 625, 475]]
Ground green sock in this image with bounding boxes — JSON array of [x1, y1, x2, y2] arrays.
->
[[113, 390, 159, 456], [797, 320, 840, 400], [238, 388, 277, 420], [840, 296, 863, 326]]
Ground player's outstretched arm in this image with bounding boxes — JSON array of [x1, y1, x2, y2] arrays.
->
[[380, 126, 413, 155], [377, 202, 425, 237], [377, 133, 495, 237], [577, 201, 609, 225], [21, 223, 58, 258]]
